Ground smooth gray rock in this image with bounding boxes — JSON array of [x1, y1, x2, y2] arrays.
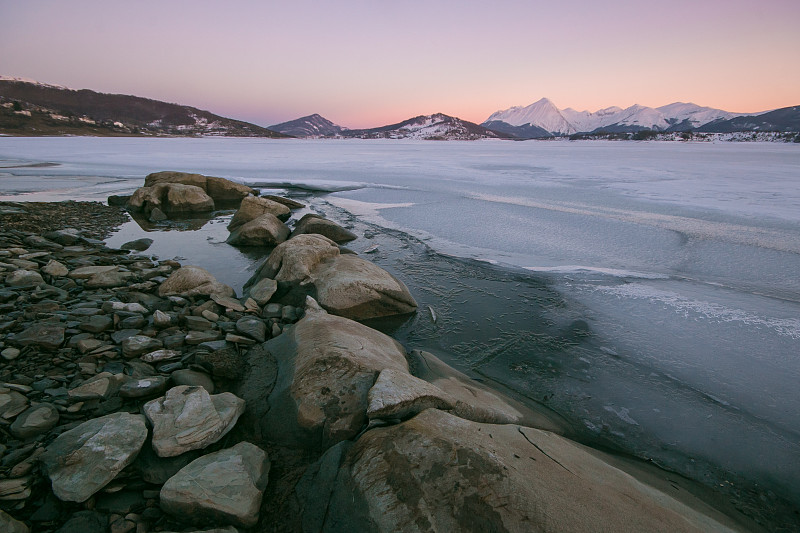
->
[[253, 299, 408, 450], [290, 214, 357, 243], [42, 259, 69, 277], [366, 368, 456, 421], [119, 376, 169, 399], [85, 270, 134, 289], [122, 335, 163, 358], [144, 385, 245, 457], [158, 266, 235, 298], [13, 323, 65, 350], [301, 408, 737, 533], [245, 277, 278, 306], [5, 269, 44, 288], [160, 442, 269, 528], [0, 509, 29, 533], [41, 413, 147, 502], [0, 388, 28, 419], [120, 238, 154, 251], [67, 372, 126, 400], [226, 213, 289, 247], [9, 403, 59, 439], [235, 316, 267, 342], [228, 195, 290, 230]]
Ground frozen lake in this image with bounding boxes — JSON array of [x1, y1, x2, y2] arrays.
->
[[2, 137, 799, 524]]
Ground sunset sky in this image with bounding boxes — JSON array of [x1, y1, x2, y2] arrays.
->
[[1, 0, 798, 129]]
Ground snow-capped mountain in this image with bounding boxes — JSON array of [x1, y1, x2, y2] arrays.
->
[[484, 99, 759, 137], [269, 113, 346, 137], [485, 98, 575, 135], [340, 113, 513, 140]]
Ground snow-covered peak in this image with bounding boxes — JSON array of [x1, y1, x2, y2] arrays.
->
[[486, 98, 754, 134], [486, 98, 575, 134], [0, 75, 68, 90]]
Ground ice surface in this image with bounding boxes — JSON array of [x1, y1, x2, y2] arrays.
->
[[1, 137, 799, 514]]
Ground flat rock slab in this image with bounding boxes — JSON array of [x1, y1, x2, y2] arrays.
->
[[41, 412, 147, 502], [13, 323, 65, 350], [10, 403, 60, 439], [301, 408, 737, 533], [367, 368, 455, 421], [69, 265, 119, 279], [290, 214, 357, 243], [160, 442, 269, 528], [144, 385, 245, 457], [0, 388, 29, 419], [6, 269, 44, 288], [122, 335, 163, 358], [119, 376, 169, 399]]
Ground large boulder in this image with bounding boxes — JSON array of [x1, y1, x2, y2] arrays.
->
[[229, 196, 290, 230], [312, 254, 417, 320], [244, 235, 416, 321], [128, 183, 214, 215], [40, 413, 147, 502], [298, 408, 738, 533], [290, 214, 357, 243], [160, 442, 270, 528], [226, 213, 290, 247], [145, 171, 256, 203], [238, 299, 408, 451], [158, 265, 235, 298], [144, 385, 245, 457], [253, 234, 340, 284]]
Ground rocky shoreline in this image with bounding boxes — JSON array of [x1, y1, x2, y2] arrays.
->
[[0, 177, 758, 532]]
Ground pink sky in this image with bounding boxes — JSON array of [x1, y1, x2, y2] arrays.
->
[[1, 0, 798, 129]]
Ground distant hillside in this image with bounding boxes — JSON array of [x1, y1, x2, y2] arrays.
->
[[697, 105, 800, 133], [269, 113, 345, 137], [0, 76, 288, 137], [340, 113, 514, 140]]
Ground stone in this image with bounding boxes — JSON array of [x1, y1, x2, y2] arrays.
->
[[119, 376, 169, 398], [366, 368, 456, 421], [313, 254, 417, 320], [245, 277, 278, 305], [10, 403, 60, 439], [149, 207, 167, 222], [229, 195, 291, 231], [122, 335, 163, 358], [0, 509, 29, 533], [252, 233, 340, 284], [69, 265, 119, 279], [54, 510, 107, 533], [145, 170, 208, 189], [153, 309, 173, 328], [129, 182, 215, 215], [13, 323, 65, 350], [225, 333, 256, 345], [185, 315, 215, 331], [1, 347, 21, 360], [6, 269, 44, 288], [210, 294, 246, 311], [67, 372, 126, 400], [408, 350, 552, 427], [243, 299, 408, 450], [41, 413, 147, 502], [0, 476, 32, 501], [300, 408, 737, 533], [104, 301, 150, 314], [158, 266, 235, 298], [226, 213, 290, 246], [160, 442, 269, 528], [170, 370, 215, 393], [42, 259, 69, 277], [263, 194, 305, 209], [185, 330, 222, 345], [290, 213, 357, 243], [140, 349, 181, 363], [195, 347, 243, 379], [144, 385, 245, 457], [236, 316, 267, 342], [134, 444, 201, 485], [79, 314, 113, 333], [206, 176, 257, 202], [120, 238, 154, 251], [111, 329, 141, 344], [85, 270, 134, 289]]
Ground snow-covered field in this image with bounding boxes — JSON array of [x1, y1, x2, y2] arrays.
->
[[2, 137, 799, 515]]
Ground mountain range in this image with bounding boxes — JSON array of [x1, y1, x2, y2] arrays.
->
[[482, 98, 756, 137], [1, 76, 798, 140], [0, 76, 287, 137]]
